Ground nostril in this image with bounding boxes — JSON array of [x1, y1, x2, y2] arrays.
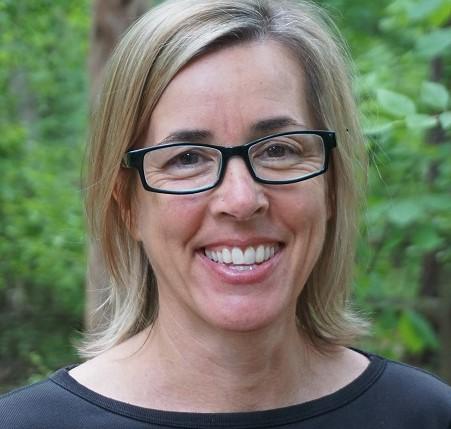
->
[[214, 186, 269, 221]]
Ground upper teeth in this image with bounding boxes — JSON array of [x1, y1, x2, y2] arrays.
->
[[205, 244, 278, 265]]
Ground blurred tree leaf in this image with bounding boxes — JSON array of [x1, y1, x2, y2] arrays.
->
[[439, 111, 451, 129], [421, 81, 449, 111], [386, 199, 424, 226], [399, 310, 439, 353], [406, 113, 438, 129], [416, 28, 451, 58], [377, 89, 416, 117], [364, 121, 399, 136], [405, 0, 446, 22]]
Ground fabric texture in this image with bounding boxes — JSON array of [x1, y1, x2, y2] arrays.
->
[[1, 351, 450, 429]]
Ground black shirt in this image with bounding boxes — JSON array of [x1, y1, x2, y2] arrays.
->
[[1, 351, 450, 428]]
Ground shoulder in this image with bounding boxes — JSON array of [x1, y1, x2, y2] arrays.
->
[[0, 368, 95, 429], [0, 376, 65, 428], [381, 357, 451, 399], [369, 354, 451, 425]]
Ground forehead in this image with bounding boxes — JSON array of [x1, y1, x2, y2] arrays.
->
[[147, 40, 313, 143], [174, 39, 303, 91]]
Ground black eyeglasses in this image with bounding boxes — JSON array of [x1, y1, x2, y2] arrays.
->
[[122, 130, 336, 194]]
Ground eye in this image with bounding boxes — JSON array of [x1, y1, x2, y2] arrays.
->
[[163, 148, 213, 170], [152, 146, 221, 177], [263, 143, 298, 158], [174, 151, 201, 166], [253, 138, 303, 162]]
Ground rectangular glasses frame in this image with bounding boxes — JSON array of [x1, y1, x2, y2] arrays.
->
[[122, 130, 336, 195]]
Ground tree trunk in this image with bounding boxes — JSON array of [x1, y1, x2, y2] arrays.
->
[[86, 0, 151, 331], [89, 0, 150, 98]]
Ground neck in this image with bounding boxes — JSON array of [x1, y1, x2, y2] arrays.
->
[[71, 308, 369, 412], [121, 311, 329, 412]]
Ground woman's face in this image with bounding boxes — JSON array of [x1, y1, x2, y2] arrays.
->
[[134, 40, 329, 333]]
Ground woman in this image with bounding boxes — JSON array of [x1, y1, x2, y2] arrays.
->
[[1, 0, 450, 427]]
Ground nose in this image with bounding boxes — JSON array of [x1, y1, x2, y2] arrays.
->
[[209, 157, 269, 221]]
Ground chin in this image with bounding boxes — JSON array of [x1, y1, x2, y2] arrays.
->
[[197, 296, 294, 334]]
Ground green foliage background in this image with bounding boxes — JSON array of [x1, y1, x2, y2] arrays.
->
[[0, 0, 450, 392], [0, 1, 88, 389]]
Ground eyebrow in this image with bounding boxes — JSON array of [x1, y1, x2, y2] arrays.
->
[[157, 130, 212, 146], [251, 116, 307, 134], [155, 116, 306, 146]]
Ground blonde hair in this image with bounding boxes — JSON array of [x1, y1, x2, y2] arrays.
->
[[81, 0, 368, 357]]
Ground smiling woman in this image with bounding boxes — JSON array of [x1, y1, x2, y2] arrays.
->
[[1, 0, 450, 428], [85, 1, 368, 356]]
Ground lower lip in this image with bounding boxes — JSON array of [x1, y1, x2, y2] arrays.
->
[[197, 247, 283, 285]]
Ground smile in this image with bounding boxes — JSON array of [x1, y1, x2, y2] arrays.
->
[[204, 244, 280, 266]]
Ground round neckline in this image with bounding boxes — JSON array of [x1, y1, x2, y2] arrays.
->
[[50, 349, 386, 428]]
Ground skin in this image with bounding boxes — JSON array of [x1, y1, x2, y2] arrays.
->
[[70, 40, 368, 412]]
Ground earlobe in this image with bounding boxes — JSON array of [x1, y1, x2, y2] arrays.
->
[[128, 213, 141, 242]]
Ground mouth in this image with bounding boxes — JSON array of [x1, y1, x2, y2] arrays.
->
[[203, 243, 281, 271]]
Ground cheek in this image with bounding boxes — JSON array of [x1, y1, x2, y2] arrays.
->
[[276, 181, 328, 227], [135, 193, 207, 258]]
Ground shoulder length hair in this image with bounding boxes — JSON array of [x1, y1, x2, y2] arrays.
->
[[80, 0, 368, 358]]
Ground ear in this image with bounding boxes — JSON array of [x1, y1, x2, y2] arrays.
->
[[113, 168, 141, 242]]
